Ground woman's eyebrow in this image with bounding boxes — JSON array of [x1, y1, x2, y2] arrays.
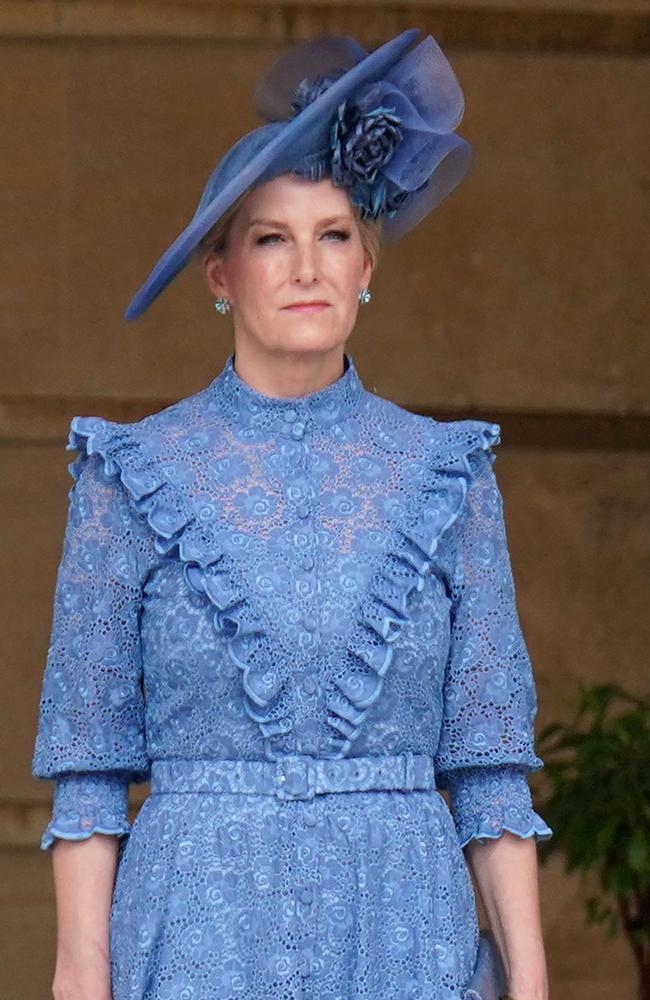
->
[[247, 215, 353, 229]]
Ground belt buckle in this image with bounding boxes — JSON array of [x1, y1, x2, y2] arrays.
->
[[274, 754, 315, 801]]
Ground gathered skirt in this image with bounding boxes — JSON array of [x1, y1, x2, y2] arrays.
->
[[110, 759, 480, 1000]]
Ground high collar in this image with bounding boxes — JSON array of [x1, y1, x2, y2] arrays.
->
[[210, 352, 366, 436]]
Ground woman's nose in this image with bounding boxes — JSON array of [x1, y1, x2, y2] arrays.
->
[[292, 243, 319, 284]]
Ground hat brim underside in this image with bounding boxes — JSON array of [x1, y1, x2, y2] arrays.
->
[[125, 28, 452, 320]]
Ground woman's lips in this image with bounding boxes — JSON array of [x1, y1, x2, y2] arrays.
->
[[283, 303, 330, 313]]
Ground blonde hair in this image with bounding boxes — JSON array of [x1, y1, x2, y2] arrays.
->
[[193, 182, 382, 274]]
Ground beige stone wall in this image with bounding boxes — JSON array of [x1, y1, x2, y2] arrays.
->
[[1, 3, 648, 997]]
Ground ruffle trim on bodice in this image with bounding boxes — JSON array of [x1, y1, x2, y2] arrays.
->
[[67, 416, 292, 753], [322, 419, 501, 756], [67, 412, 500, 761]]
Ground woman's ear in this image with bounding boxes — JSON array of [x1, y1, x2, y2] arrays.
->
[[203, 252, 229, 300], [361, 249, 374, 290]]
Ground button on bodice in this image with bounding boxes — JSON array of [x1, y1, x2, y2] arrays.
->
[[213, 351, 365, 440]]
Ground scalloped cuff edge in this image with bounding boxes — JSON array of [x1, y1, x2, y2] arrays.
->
[[458, 816, 554, 849], [40, 822, 132, 852]]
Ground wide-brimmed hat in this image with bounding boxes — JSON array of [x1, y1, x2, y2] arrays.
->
[[124, 27, 471, 320]]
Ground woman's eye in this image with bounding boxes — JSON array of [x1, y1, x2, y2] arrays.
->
[[324, 230, 350, 241], [255, 230, 350, 245]]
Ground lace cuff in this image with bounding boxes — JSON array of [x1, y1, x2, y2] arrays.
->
[[442, 764, 554, 849], [40, 771, 132, 852]]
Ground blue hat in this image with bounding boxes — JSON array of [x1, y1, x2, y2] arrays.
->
[[124, 28, 471, 320]]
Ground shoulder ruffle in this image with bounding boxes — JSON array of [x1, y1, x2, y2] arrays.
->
[[67, 412, 500, 760], [323, 417, 501, 755]]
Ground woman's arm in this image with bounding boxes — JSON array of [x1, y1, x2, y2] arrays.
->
[[51, 833, 119, 1000], [30, 450, 154, 991], [465, 832, 549, 1000], [432, 443, 554, 999]]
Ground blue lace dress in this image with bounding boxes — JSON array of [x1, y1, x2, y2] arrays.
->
[[32, 352, 553, 1000]]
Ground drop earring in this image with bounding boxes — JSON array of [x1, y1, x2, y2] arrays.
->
[[214, 297, 231, 314], [358, 287, 372, 304]]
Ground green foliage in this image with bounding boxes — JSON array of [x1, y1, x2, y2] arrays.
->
[[534, 681, 650, 994]]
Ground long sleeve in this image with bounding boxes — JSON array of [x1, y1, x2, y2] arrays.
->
[[434, 446, 553, 849], [31, 448, 153, 851]]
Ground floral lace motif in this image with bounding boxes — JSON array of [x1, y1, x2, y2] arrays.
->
[[32, 352, 553, 997]]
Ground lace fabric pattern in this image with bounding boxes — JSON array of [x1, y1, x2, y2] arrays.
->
[[32, 352, 552, 999]]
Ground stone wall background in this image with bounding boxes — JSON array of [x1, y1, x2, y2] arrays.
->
[[1, 2, 648, 997]]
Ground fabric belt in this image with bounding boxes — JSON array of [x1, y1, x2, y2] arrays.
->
[[150, 752, 437, 802]]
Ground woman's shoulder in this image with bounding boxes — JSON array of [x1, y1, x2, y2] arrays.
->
[[62, 382, 212, 494], [364, 388, 501, 459], [68, 382, 210, 456], [70, 382, 206, 440]]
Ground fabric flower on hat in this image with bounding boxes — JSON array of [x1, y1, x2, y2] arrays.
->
[[290, 63, 460, 220], [329, 84, 406, 218]]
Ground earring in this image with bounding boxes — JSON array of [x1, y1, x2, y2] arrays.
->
[[358, 287, 372, 304], [214, 297, 231, 314]]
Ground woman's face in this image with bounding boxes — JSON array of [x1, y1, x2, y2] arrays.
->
[[203, 172, 373, 359]]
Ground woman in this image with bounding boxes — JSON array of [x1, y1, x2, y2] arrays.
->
[[32, 27, 553, 1000]]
